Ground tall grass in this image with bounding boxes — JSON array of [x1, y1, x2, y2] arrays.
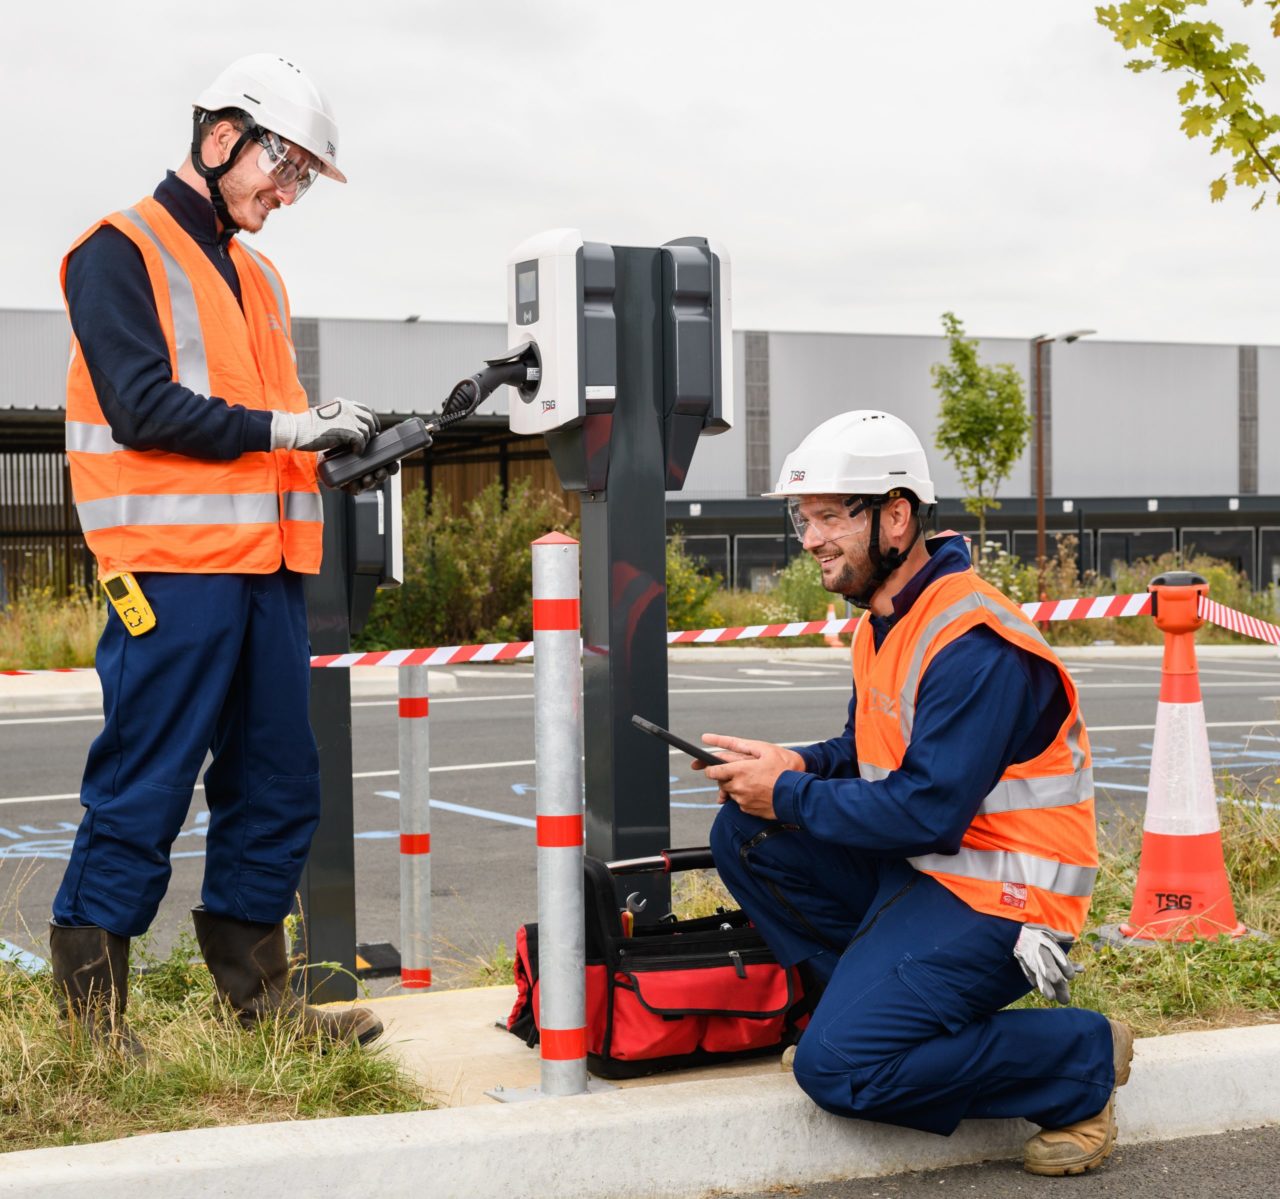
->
[[0, 588, 105, 670], [0, 932, 430, 1153]]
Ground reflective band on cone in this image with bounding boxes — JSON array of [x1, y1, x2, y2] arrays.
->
[[1120, 576, 1245, 941], [399, 663, 433, 988], [532, 532, 588, 1096]]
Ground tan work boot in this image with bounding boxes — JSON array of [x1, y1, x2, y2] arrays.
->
[[1023, 1018, 1135, 1177], [48, 922, 146, 1060], [191, 908, 383, 1046]]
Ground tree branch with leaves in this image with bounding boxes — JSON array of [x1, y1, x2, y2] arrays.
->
[[1097, 0, 1280, 207], [931, 312, 1031, 561]]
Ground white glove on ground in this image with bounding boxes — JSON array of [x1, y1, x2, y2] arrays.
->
[[1013, 926, 1083, 1005], [271, 398, 378, 453]]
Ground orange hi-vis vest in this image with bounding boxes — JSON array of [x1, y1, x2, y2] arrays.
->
[[852, 568, 1098, 939], [61, 196, 322, 575]]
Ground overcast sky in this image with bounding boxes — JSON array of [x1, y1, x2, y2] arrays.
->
[[5, 0, 1280, 345]]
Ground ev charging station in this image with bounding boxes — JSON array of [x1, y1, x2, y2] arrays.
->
[[301, 474, 403, 1001], [506, 228, 733, 916]]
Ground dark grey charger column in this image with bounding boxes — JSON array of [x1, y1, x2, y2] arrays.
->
[[300, 487, 358, 1002]]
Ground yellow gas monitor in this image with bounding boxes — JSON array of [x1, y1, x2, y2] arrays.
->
[[100, 571, 156, 636]]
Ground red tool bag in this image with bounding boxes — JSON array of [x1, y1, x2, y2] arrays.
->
[[505, 850, 808, 1079]]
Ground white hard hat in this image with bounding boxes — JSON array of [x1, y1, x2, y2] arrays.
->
[[765, 410, 936, 504], [194, 53, 346, 183]]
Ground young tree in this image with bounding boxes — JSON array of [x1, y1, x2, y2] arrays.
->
[[1096, 0, 1280, 208], [931, 312, 1031, 561]]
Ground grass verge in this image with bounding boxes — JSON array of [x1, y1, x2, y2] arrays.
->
[[0, 932, 431, 1154]]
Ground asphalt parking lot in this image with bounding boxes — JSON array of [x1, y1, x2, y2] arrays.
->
[[3, 648, 1279, 987]]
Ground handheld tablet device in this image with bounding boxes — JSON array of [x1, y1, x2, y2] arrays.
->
[[631, 714, 722, 761]]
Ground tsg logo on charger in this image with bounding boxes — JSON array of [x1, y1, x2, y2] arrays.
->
[[541, 398, 557, 414]]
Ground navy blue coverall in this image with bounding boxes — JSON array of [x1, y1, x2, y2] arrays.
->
[[710, 535, 1116, 1135], [53, 173, 320, 937]]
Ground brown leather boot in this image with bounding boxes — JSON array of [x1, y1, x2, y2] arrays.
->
[[1023, 1019, 1135, 1176], [48, 922, 146, 1059], [191, 908, 383, 1046]]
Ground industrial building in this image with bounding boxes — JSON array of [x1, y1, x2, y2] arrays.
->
[[2, 308, 1274, 598]]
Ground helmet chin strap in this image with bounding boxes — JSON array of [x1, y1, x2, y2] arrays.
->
[[843, 500, 932, 610], [190, 115, 256, 233]]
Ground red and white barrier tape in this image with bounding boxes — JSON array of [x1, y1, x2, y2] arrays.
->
[[663, 593, 1153, 645], [308, 642, 533, 670], [1198, 594, 1280, 647], [12, 593, 1280, 675]]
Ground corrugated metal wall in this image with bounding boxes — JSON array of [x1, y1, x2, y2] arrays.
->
[[316, 318, 511, 419], [763, 331, 1035, 501], [0, 310, 70, 413], [1052, 340, 1238, 497]]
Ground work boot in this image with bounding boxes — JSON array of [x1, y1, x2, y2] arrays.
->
[[48, 922, 146, 1059], [191, 908, 383, 1046], [1023, 1019, 1135, 1176]]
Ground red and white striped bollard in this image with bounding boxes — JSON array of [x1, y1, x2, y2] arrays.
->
[[532, 532, 587, 1096], [398, 663, 432, 988]]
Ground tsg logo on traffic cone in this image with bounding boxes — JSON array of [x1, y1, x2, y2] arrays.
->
[[1120, 572, 1246, 941]]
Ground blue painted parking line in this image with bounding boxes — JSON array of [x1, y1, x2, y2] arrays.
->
[[375, 790, 536, 828], [0, 939, 46, 972]]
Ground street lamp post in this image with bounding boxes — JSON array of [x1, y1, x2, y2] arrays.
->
[[1032, 329, 1096, 572]]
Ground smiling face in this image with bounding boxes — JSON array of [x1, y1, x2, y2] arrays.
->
[[794, 495, 874, 599], [215, 140, 295, 233], [197, 119, 312, 234]]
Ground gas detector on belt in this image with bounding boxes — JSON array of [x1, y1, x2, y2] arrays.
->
[[100, 571, 156, 636]]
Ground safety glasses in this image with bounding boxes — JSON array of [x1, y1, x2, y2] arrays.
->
[[787, 497, 870, 543], [253, 130, 317, 200]]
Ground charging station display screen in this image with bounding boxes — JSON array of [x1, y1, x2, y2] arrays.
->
[[515, 259, 539, 325]]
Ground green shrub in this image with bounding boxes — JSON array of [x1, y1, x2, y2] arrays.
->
[[665, 531, 724, 631], [356, 479, 577, 650]]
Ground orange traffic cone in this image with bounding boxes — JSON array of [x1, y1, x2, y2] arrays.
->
[[1119, 572, 1246, 941], [824, 603, 843, 648]]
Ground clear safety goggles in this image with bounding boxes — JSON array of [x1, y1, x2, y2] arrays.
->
[[253, 130, 317, 200], [787, 497, 871, 543]]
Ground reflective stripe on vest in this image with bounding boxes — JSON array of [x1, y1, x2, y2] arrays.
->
[[117, 206, 211, 398], [237, 241, 297, 366], [66, 421, 127, 454], [283, 491, 323, 523], [859, 761, 1094, 814], [76, 492, 281, 532], [908, 848, 1097, 898]]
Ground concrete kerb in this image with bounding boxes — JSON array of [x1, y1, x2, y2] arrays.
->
[[2, 1022, 1278, 1198]]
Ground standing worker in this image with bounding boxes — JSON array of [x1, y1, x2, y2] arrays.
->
[[53, 54, 386, 1053], [699, 410, 1133, 1177]]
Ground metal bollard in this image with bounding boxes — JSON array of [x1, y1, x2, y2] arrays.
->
[[532, 532, 587, 1096], [398, 663, 432, 988]]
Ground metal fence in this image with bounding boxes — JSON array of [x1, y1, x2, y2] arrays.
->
[[0, 449, 90, 606]]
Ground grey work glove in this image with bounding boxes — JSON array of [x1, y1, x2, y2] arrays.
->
[[271, 398, 378, 453], [1014, 926, 1084, 1005]]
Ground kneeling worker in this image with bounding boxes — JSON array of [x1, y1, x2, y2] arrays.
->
[[699, 410, 1133, 1176], [53, 54, 385, 1053]]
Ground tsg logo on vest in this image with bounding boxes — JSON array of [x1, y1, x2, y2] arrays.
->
[[866, 687, 897, 718]]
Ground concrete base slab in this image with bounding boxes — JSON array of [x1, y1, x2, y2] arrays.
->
[[3, 987, 1278, 1199]]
